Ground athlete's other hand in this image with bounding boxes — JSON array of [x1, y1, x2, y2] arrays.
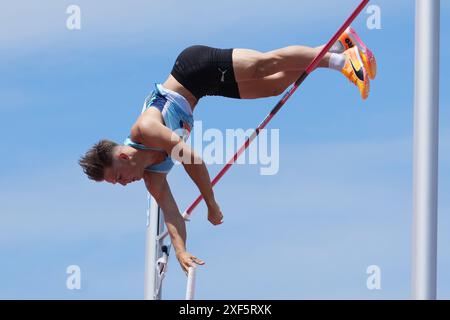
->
[[176, 251, 204, 275], [207, 201, 223, 225]]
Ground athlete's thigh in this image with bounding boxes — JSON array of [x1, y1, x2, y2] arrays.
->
[[237, 71, 299, 99], [232, 48, 265, 82]]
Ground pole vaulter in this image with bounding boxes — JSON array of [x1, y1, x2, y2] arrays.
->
[[80, 0, 376, 278]]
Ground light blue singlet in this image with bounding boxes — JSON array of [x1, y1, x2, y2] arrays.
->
[[124, 84, 194, 174]]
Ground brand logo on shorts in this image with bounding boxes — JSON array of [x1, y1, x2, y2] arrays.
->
[[218, 68, 227, 82]]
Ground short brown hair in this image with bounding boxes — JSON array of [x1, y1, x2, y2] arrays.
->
[[79, 139, 118, 181]]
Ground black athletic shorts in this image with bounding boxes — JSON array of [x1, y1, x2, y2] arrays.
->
[[170, 45, 241, 100]]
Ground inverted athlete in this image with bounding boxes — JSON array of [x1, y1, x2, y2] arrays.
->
[[79, 27, 377, 274]]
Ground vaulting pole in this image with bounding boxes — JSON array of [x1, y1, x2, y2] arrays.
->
[[185, 267, 197, 300]]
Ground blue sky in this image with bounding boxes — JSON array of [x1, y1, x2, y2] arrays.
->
[[1, 0, 449, 299]]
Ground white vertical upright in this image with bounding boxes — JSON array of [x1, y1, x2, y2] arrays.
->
[[185, 267, 197, 300], [412, 0, 440, 300], [144, 195, 165, 300]]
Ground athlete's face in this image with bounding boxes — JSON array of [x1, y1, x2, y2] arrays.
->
[[104, 153, 142, 186]]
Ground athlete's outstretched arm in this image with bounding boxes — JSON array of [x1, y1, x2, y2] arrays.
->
[[144, 171, 204, 273], [136, 118, 223, 225]]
